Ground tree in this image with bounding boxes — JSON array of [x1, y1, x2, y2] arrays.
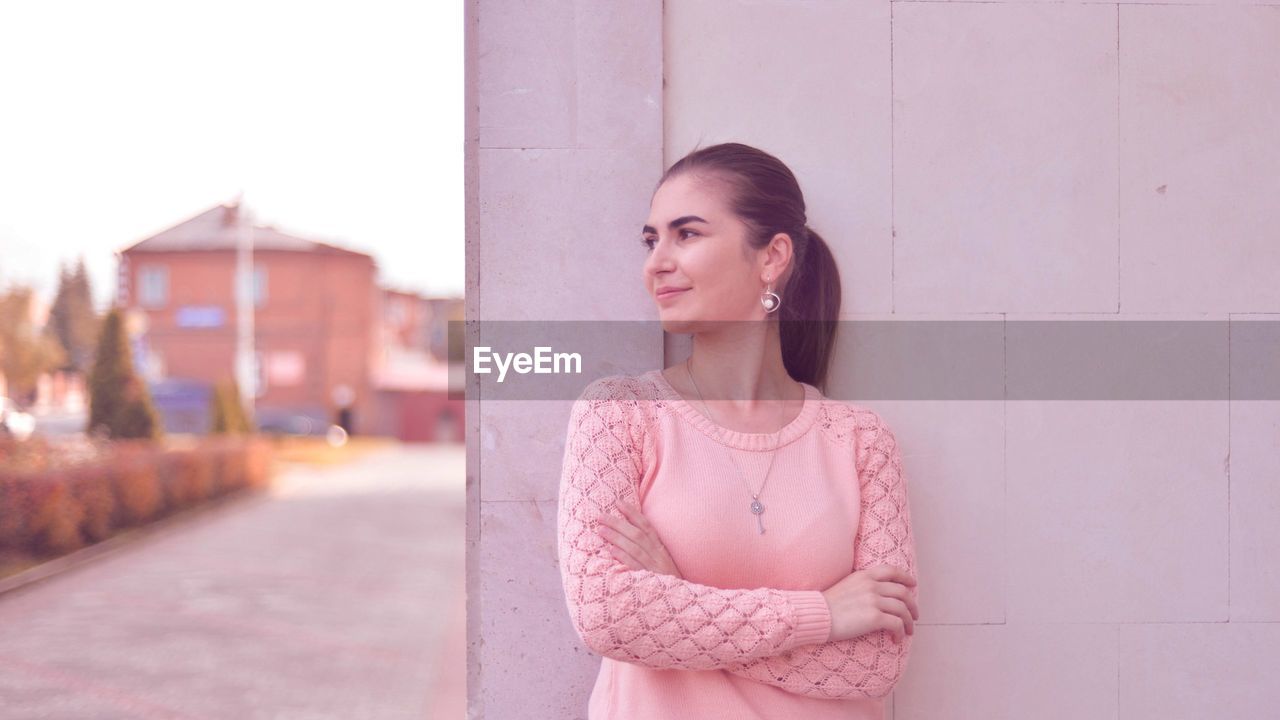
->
[[114, 375, 163, 439], [45, 257, 100, 374], [209, 382, 230, 434], [0, 285, 66, 404], [209, 378, 253, 434], [86, 307, 161, 440]]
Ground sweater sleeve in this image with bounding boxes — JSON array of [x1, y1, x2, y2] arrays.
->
[[722, 413, 919, 699], [556, 376, 834, 671]]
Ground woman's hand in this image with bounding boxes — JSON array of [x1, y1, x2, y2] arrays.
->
[[821, 564, 919, 644], [595, 500, 684, 579]]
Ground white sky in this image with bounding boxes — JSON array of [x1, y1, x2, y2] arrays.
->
[[0, 0, 462, 312]]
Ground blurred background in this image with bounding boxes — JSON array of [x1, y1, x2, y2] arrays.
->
[[0, 1, 465, 718]]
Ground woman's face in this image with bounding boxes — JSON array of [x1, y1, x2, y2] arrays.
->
[[641, 173, 778, 330]]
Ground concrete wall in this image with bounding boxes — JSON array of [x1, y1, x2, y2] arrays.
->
[[466, 0, 663, 718], [469, 1, 1280, 718]]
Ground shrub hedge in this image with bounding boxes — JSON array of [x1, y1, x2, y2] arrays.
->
[[0, 436, 273, 557]]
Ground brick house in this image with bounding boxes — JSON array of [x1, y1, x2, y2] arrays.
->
[[117, 200, 378, 435], [370, 290, 464, 442]]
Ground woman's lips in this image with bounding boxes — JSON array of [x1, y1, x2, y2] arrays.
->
[[656, 288, 689, 302]]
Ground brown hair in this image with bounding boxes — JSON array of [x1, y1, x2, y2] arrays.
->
[[656, 142, 841, 390]]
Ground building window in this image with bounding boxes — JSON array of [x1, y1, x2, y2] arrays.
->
[[138, 265, 168, 308]]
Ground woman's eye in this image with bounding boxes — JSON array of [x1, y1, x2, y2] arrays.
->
[[640, 229, 697, 250]]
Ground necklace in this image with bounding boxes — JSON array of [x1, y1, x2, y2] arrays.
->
[[684, 356, 792, 535]]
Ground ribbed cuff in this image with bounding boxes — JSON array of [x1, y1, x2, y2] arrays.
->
[[781, 590, 832, 650]]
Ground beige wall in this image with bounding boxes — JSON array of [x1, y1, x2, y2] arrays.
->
[[470, 1, 1280, 718], [466, 0, 663, 718]]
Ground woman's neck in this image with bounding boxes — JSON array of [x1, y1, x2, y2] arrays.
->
[[664, 323, 804, 432]]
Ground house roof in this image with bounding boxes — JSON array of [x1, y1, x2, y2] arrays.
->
[[119, 201, 371, 258]]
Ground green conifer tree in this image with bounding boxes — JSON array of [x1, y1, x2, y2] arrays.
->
[[209, 378, 254, 434], [209, 381, 229, 434], [86, 307, 161, 440], [228, 377, 253, 433]]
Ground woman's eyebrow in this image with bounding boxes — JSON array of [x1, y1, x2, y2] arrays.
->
[[642, 215, 708, 234]]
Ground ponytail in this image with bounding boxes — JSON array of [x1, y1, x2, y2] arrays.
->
[[779, 226, 840, 390]]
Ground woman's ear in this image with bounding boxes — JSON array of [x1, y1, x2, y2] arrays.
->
[[761, 232, 793, 283]]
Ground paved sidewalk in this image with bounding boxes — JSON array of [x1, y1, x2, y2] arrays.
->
[[0, 444, 465, 720]]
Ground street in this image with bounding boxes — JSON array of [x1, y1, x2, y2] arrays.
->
[[0, 444, 465, 720]]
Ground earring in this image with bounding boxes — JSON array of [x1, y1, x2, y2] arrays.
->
[[761, 277, 781, 313]]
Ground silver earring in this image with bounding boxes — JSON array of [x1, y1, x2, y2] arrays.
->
[[761, 278, 781, 313]]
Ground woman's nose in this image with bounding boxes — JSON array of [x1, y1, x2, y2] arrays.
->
[[644, 237, 674, 273], [642, 251, 661, 279], [644, 251, 663, 275]]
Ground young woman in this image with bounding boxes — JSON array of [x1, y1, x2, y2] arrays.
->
[[557, 142, 920, 720]]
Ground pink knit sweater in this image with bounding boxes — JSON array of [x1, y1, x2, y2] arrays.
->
[[557, 369, 919, 720]]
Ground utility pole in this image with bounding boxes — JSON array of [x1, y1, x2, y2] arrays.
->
[[234, 191, 256, 424]]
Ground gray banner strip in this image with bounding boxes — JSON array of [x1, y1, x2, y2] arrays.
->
[[450, 320, 1279, 401]]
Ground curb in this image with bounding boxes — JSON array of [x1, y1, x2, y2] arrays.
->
[[0, 483, 275, 600]]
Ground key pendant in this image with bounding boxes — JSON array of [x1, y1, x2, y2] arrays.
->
[[750, 497, 765, 535]]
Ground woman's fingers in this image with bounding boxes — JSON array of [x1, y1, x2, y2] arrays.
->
[[868, 564, 920, 623], [599, 511, 648, 552], [604, 539, 644, 570], [875, 580, 920, 621], [598, 511, 639, 543], [876, 596, 914, 640], [871, 564, 916, 588], [600, 501, 682, 579], [615, 500, 639, 524], [618, 500, 655, 533], [614, 502, 659, 543], [598, 518, 661, 570]]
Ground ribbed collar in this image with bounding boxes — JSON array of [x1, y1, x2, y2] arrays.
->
[[645, 368, 822, 452]]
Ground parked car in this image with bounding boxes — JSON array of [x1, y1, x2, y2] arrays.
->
[[0, 397, 36, 440], [254, 410, 320, 436]]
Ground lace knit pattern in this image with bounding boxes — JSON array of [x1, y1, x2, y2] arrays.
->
[[723, 401, 918, 699], [557, 373, 917, 698]]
